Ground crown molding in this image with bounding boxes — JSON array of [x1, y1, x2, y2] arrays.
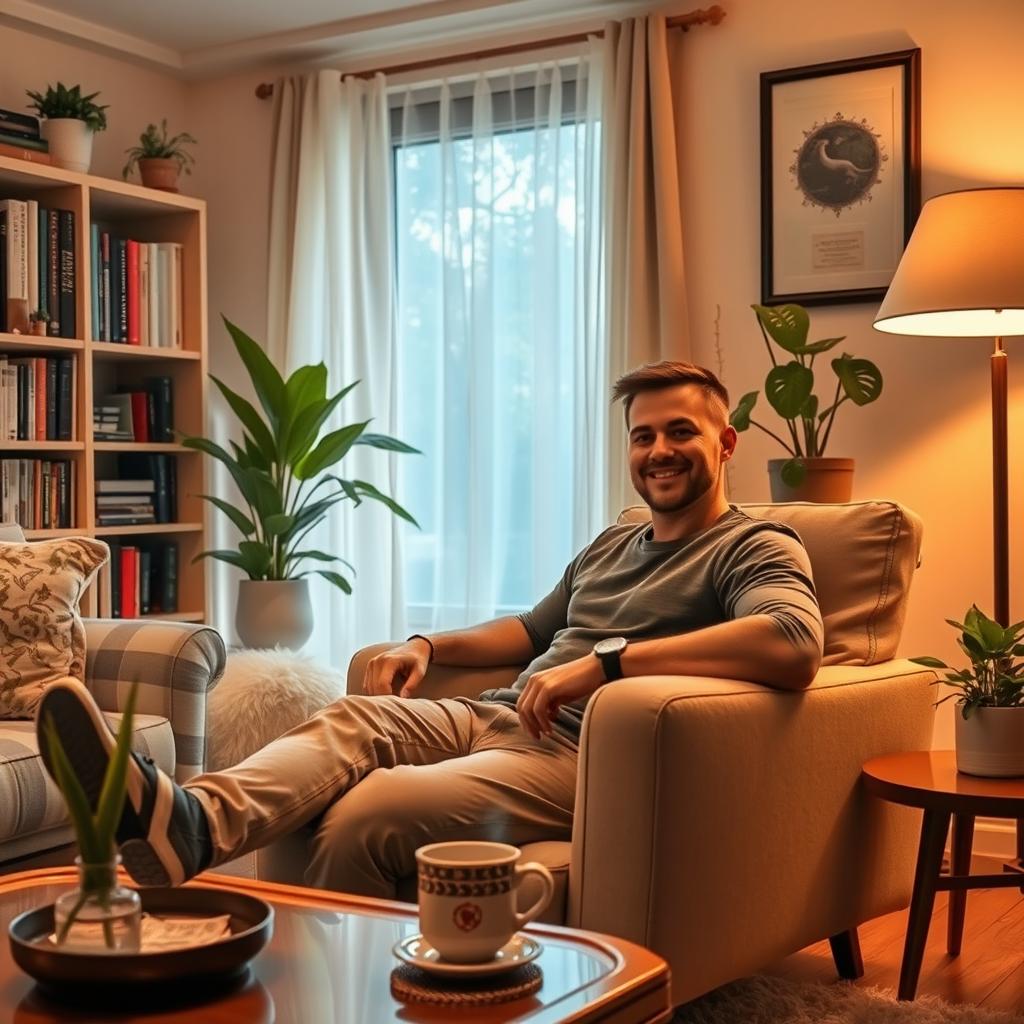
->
[[0, 0, 183, 72]]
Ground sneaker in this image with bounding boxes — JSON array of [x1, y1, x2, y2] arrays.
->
[[35, 679, 212, 887]]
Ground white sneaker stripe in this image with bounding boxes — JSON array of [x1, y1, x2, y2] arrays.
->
[[149, 770, 185, 886]]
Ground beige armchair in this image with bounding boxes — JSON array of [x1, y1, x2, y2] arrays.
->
[[247, 500, 936, 1006]]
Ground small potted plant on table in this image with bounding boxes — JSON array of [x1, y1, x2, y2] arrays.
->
[[912, 606, 1024, 777], [122, 120, 197, 192], [729, 303, 883, 502], [25, 82, 108, 173]]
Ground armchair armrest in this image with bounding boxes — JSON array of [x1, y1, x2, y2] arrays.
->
[[347, 643, 525, 701], [83, 619, 226, 783], [567, 660, 936, 1004]]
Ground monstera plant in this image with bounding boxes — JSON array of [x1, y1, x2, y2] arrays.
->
[[729, 303, 882, 501], [182, 317, 418, 648]]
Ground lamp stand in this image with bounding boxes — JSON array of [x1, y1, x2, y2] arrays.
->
[[990, 338, 1024, 870]]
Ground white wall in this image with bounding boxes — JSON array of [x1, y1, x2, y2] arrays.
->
[[0, 23, 186, 181]]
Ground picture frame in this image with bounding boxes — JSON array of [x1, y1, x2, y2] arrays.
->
[[760, 48, 921, 307]]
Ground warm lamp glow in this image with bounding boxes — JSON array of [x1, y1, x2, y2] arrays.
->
[[874, 187, 1024, 337]]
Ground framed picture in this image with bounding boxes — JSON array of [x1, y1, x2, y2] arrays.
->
[[760, 48, 921, 306]]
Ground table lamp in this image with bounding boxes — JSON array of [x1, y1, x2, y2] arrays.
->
[[874, 186, 1024, 631]]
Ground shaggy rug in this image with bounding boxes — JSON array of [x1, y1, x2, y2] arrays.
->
[[674, 975, 1023, 1023], [207, 648, 347, 770]]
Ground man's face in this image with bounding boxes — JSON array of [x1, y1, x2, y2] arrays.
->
[[626, 385, 736, 515]]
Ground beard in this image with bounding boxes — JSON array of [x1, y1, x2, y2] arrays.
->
[[634, 463, 716, 514]]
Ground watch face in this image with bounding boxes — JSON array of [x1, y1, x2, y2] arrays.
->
[[594, 636, 627, 656]]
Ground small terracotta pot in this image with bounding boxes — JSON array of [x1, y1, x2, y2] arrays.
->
[[138, 158, 181, 192], [768, 457, 854, 503], [30, 321, 47, 336]]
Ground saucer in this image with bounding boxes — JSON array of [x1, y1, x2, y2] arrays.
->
[[392, 933, 542, 977]]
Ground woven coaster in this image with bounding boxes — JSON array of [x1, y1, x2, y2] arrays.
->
[[390, 963, 542, 1006]]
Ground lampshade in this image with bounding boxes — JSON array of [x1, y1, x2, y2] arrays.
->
[[874, 187, 1024, 337]]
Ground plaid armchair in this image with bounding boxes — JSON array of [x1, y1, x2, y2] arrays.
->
[[0, 618, 225, 870]]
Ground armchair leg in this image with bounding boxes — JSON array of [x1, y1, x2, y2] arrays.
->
[[829, 927, 864, 980]]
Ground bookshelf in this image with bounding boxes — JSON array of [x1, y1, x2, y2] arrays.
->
[[0, 153, 208, 622]]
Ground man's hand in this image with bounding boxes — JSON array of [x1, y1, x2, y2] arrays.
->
[[363, 638, 432, 697], [516, 654, 605, 739]]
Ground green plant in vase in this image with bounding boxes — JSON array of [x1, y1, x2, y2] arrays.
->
[[911, 606, 1024, 718], [729, 303, 883, 487], [182, 317, 419, 648], [43, 684, 141, 951]]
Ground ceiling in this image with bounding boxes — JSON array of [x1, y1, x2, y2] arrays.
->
[[1, 0, 647, 77]]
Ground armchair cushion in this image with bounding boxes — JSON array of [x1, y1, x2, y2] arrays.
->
[[0, 706, 174, 849], [619, 501, 924, 666], [0, 537, 108, 719]]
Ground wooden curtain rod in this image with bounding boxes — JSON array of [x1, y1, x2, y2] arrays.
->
[[254, 4, 725, 98]]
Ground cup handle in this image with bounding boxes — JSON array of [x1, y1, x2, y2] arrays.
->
[[513, 861, 555, 928]]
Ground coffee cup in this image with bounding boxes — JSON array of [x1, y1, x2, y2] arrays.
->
[[415, 840, 554, 963]]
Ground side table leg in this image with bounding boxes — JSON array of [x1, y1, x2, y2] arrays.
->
[[899, 807, 950, 1001], [947, 814, 975, 956]]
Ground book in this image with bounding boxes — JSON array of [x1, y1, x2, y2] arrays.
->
[[38, 206, 48, 323], [121, 546, 137, 618], [109, 540, 121, 618], [90, 224, 99, 342], [96, 478, 156, 494], [0, 108, 41, 134], [58, 210, 75, 339], [26, 199, 38, 315], [46, 210, 58, 336], [0, 131, 47, 152], [0, 142, 50, 165], [147, 376, 173, 441], [0, 199, 28, 332], [44, 357, 57, 440], [56, 357, 73, 441], [126, 239, 140, 344], [101, 232, 111, 342]]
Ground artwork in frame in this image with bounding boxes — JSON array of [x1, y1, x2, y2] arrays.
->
[[760, 48, 921, 306]]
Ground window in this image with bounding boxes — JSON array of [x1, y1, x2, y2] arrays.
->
[[392, 67, 605, 632]]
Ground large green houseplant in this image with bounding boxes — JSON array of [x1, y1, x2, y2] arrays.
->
[[25, 82, 108, 173], [911, 606, 1024, 777], [729, 303, 883, 501], [182, 318, 419, 648]]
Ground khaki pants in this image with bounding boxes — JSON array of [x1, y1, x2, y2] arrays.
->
[[185, 695, 578, 897]]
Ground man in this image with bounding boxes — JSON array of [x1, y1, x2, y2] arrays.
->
[[37, 361, 824, 895]]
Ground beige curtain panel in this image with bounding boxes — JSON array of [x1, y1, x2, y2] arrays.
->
[[602, 15, 689, 519]]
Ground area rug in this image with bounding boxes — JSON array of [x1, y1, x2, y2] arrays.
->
[[674, 975, 1023, 1023]]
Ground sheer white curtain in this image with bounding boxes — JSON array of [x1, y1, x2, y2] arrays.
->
[[266, 69, 407, 667], [392, 53, 607, 631]]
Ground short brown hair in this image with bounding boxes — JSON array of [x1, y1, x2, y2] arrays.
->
[[611, 361, 729, 426]]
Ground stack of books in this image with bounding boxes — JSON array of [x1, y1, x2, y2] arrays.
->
[[90, 232, 183, 347], [98, 540, 179, 617], [0, 199, 76, 337], [0, 354, 76, 440], [0, 108, 49, 165], [93, 378, 174, 442], [95, 478, 155, 527]]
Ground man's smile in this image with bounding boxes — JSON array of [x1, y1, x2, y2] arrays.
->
[[645, 466, 687, 479]]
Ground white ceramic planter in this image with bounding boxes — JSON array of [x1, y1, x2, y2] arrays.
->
[[955, 706, 1024, 777], [236, 579, 313, 651], [41, 118, 94, 173]]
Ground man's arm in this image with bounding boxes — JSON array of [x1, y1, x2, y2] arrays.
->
[[515, 613, 821, 739], [362, 616, 535, 697]]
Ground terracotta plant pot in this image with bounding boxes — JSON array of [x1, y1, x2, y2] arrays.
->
[[40, 118, 94, 173], [955, 706, 1024, 777], [767, 457, 854, 503], [235, 579, 313, 651], [138, 158, 180, 192], [30, 321, 47, 336]]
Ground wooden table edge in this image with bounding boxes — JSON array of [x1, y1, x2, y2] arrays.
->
[[0, 867, 673, 1023]]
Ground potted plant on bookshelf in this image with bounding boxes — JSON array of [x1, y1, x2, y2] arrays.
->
[[40, 683, 142, 952], [122, 120, 198, 193], [911, 606, 1024, 777], [29, 308, 49, 336], [182, 317, 419, 650], [729, 303, 883, 502], [25, 82, 108, 173]]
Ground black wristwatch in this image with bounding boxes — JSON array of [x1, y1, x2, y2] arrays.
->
[[593, 636, 628, 682]]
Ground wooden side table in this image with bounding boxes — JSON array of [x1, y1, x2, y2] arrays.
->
[[862, 750, 1024, 1001]]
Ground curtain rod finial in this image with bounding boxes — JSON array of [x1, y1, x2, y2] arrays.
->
[[256, 82, 274, 99]]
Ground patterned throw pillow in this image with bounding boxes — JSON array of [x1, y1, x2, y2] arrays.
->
[[0, 537, 108, 719]]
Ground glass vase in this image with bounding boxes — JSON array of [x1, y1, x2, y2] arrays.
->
[[53, 855, 141, 954]]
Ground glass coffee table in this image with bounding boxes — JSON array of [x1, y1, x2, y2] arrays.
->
[[0, 867, 672, 1022]]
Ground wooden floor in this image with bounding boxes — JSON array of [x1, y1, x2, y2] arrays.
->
[[763, 856, 1024, 1015]]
